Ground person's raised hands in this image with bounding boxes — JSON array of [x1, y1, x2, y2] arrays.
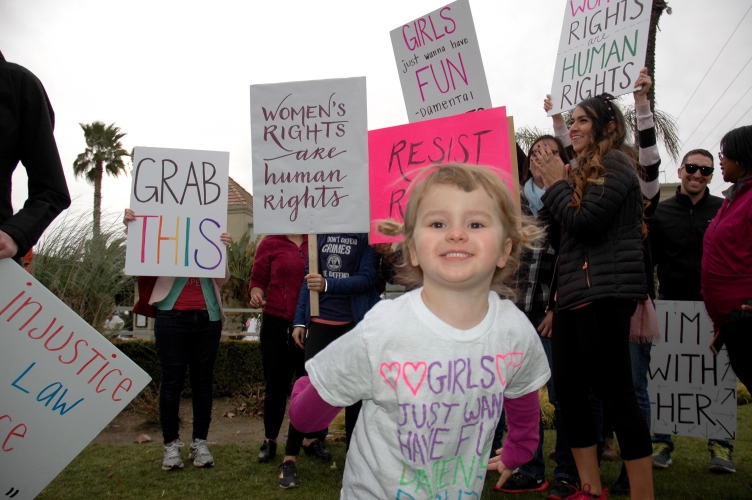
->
[[544, 94, 566, 127], [633, 67, 652, 106], [530, 141, 570, 189]]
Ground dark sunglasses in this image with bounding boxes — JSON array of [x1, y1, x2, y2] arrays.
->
[[683, 164, 714, 177]]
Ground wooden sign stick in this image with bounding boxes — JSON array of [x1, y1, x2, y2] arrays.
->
[[308, 234, 320, 316]]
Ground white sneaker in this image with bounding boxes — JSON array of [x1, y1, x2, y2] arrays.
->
[[162, 440, 184, 471], [189, 438, 214, 468]]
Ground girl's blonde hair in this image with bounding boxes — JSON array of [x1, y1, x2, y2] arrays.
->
[[378, 163, 543, 299]]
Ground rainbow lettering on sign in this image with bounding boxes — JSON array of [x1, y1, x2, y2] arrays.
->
[[133, 215, 223, 270]]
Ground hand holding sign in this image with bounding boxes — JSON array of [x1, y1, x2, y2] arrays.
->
[[548, 0, 653, 115], [633, 67, 652, 106]]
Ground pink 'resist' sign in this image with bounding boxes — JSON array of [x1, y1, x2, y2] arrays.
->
[[369, 107, 511, 243]]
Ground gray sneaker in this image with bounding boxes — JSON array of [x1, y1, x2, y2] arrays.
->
[[189, 438, 215, 468], [162, 440, 184, 471], [652, 443, 672, 469], [708, 442, 735, 473]]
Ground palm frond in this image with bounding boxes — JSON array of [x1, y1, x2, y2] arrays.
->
[[515, 126, 553, 153], [32, 210, 134, 333]]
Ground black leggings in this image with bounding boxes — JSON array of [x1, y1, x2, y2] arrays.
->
[[285, 321, 360, 456], [259, 313, 305, 441], [552, 298, 652, 461], [721, 316, 752, 390]]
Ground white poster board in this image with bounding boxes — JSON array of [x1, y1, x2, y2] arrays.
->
[[0, 259, 151, 500], [391, 0, 492, 122], [548, 0, 653, 115], [649, 301, 737, 440], [250, 77, 370, 235], [124, 147, 229, 278]]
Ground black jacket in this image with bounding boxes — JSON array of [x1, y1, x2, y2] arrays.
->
[[542, 150, 647, 310], [0, 51, 70, 259], [650, 186, 723, 300]]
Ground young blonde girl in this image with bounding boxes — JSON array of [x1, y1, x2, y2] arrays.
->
[[288, 163, 550, 498]]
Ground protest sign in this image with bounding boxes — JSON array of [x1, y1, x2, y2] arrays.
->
[[124, 146, 229, 278], [250, 77, 369, 235], [369, 107, 513, 244], [0, 259, 151, 500], [649, 301, 737, 440], [390, 0, 492, 122], [548, 0, 652, 115]]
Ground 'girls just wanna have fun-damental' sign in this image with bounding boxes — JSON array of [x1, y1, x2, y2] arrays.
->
[[391, 0, 492, 122], [368, 107, 513, 244], [124, 146, 230, 278], [0, 259, 151, 500], [648, 301, 737, 440], [548, 0, 652, 115], [250, 77, 369, 235]]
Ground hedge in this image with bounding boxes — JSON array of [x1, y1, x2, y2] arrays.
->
[[113, 339, 264, 397]]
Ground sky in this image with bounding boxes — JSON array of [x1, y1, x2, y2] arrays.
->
[[2, 0, 752, 226]]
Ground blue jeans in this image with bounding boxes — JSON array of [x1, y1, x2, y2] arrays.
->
[[491, 313, 600, 482], [630, 342, 652, 430], [154, 310, 221, 444]]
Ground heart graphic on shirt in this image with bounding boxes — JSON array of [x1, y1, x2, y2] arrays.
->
[[403, 362, 427, 396], [495, 352, 524, 387], [379, 362, 401, 391]]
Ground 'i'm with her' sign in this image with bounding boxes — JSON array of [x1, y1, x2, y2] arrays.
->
[[648, 301, 737, 440], [0, 259, 151, 500], [391, 0, 492, 122], [124, 146, 229, 278], [250, 77, 369, 235], [548, 0, 652, 115]]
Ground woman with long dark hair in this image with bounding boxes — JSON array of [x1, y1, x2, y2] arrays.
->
[[534, 96, 654, 500]]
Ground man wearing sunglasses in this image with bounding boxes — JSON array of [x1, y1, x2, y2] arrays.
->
[[649, 149, 733, 474]]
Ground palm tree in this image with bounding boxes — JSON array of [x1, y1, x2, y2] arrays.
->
[[73, 122, 129, 239]]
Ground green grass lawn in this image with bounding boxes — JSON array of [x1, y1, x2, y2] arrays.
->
[[39, 405, 752, 499]]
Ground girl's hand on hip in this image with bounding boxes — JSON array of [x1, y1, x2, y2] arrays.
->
[[292, 327, 306, 349]]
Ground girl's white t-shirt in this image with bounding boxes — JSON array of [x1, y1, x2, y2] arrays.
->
[[306, 288, 550, 500]]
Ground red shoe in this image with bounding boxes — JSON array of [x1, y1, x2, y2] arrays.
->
[[565, 484, 607, 499]]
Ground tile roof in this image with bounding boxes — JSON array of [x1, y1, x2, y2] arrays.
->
[[228, 177, 254, 212]]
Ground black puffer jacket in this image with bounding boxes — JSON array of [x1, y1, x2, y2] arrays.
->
[[542, 150, 647, 311]]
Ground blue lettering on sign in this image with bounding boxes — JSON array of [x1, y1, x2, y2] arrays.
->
[[11, 362, 35, 394], [36, 382, 84, 415]]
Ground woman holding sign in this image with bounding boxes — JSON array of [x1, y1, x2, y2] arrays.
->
[[125, 209, 232, 471], [533, 95, 654, 500], [274, 233, 380, 489], [248, 234, 308, 464]]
